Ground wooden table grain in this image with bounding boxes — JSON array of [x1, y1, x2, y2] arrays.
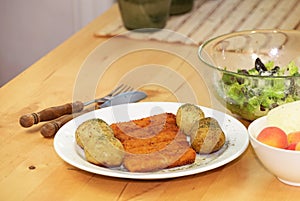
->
[[1, 2, 300, 201]]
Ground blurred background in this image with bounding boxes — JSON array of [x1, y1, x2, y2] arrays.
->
[[0, 0, 116, 86]]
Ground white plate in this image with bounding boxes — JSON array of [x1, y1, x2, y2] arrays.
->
[[54, 102, 249, 180]]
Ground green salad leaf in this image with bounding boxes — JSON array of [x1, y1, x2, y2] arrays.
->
[[219, 58, 300, 120]]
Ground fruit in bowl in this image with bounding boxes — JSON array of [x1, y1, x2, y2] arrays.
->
[[256, 127, 288, 149], [248, 101, 300, 186], [287, 132, 300, 147], [198, 30, 300, 121], [256, 127, 300, 151]]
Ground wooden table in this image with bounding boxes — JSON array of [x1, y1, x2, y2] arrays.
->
[[1, 2, 300, 201]]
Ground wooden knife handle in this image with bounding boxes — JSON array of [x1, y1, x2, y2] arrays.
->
[[40, 114, 75, 138], [40, 107, 94, 138], [19, 101, 84, 127]]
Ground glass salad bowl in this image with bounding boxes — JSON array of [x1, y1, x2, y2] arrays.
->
[[198, 29, 300, 121]]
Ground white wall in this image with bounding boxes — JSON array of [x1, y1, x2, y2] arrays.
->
[[0, 0, 115, 86]]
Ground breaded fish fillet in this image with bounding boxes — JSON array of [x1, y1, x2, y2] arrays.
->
[[110, 113, 196, 172]]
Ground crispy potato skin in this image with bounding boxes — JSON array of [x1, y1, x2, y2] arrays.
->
[[176, 103, 205, 136], [191, 117, 225, 154], [75, 118, 124, 167], [75, 119, 114, 148]]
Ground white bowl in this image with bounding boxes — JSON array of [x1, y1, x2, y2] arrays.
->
[[248, 116, 300, 186]]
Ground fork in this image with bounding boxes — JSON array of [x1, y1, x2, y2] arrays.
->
[[84, 84, 133, 107], [19, 84, 134, 128]]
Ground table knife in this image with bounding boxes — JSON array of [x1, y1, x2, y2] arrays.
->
[[19, 90, 145, 128], [39, 91, 147, 137]]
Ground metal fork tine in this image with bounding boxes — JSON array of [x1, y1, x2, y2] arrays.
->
[[106, 84, 125, 96], [84, 84, 130, 106], [112, 85, 134, 96], [110, 85, 127, 96], [113, 85, 133, 95]]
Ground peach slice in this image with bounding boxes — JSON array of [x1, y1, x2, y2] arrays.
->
[[287, 131, 300, 144], [257, 127, 288, 148], [286, 142, 300, 151], [286, 143, 297, 150], [296, 142, 300, 151]]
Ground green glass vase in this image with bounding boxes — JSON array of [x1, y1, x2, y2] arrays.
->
[[170, 0, 194, 15], [118, 0, 171, 31]]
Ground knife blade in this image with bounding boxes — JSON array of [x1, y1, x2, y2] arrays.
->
[[40, 91, 147, 138], [100, 91, 147, 108], [19, 89, 145, 128]]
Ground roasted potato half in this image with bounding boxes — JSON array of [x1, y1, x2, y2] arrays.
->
[[191, 117, 225, 154], [176, 103, 205, 136], [75, 118, 114, 148], [75, 118, 124, 167], [83, 134, 124, 167]]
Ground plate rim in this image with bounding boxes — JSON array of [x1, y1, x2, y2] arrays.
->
[[53, 102, 249, 180]]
